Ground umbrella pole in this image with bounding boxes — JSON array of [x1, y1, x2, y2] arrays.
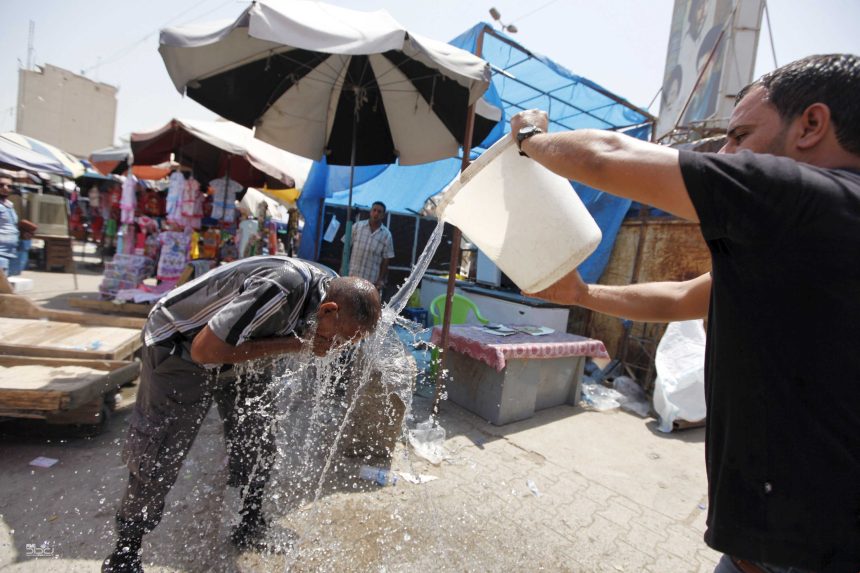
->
[[65, 178, 79, 290], [432, 106, 477, 419], [223, 155, 231, 224], [432, 26, 487, 420], [340, 108, 358, 276]]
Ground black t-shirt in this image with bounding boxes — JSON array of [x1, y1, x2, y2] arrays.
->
[[679, 150, 860, 572]]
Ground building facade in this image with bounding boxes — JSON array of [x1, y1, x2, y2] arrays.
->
[[16, 64, 117, 157]]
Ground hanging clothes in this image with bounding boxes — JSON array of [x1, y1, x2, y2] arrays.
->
[[120, 175, 138, 225], [156, 230, 191, 281], [209, 176, 242, 222], [180, 176, 204, 230], [166, 171, 185, 224], [237, 218, 259, 259], [139, 188, 165, 217]]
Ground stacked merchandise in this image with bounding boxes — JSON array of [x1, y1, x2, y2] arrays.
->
[[98, 254, 155, 300]]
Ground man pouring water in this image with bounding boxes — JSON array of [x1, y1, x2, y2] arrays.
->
[[103, 256, 381, 572], [511, 54, 860, 573]]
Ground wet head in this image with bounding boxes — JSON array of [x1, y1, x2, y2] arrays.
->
[[313, 277, 381, 356]]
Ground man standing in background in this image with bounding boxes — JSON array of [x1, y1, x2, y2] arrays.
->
[[348, 201, 394, 293], [0, 175, 19, 275]]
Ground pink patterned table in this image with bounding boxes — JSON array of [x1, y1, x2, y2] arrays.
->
[[432, 326, 609, 425], [431, 325, 608, 372]]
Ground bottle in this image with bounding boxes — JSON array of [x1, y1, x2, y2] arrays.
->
[[358, 465, 398, 486]]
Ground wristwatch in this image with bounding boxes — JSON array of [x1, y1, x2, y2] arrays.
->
[[516, 124, 543, 157]]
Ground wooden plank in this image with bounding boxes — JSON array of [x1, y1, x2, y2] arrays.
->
[[45, 397, 103, 425], [673, 418, 706, 431], [0, 356, 126, 370], [0, 364, 103, 410], [65, 361, 139, 410], [0, 359, 139, 413], [0, 389, 67, 410], [0, 294, 146, 329], [0, 344, 116, 361], [67, 297, 152, 317], [0, 272, 12, 294], [0, 317, 142, 360], [0, 410, 46, 420]]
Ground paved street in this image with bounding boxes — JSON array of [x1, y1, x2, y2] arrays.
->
[[0, 244, 715, 572]]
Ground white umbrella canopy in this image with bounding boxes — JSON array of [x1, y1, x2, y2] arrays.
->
[[158, 0, 497, 167]]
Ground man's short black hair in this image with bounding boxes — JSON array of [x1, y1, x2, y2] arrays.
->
[[737, 54, 860, 155], [372, 201, 387, 213]]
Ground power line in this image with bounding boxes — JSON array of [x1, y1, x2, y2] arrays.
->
[[508, 0, 562, 25], [80, 0, 241, 75]]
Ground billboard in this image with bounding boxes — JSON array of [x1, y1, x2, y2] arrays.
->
[[656, 0, 764, 142]]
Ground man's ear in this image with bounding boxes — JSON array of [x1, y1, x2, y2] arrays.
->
[[795, 103, 831, 150], [318, 300, 339, 317]]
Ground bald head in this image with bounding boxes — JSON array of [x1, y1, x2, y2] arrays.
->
[[326, 276, 382, 333]]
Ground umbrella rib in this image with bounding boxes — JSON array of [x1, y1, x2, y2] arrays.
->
[[264, 51, 451, 94], [271, 50, 346, 83]]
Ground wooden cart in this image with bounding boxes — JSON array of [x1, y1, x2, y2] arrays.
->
[[0, 286, 145, 433], [0, 355, 140, 431], [0, 293, 144, 360]]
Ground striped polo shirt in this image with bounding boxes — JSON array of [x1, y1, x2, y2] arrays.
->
[[143, 256, 335, 348]]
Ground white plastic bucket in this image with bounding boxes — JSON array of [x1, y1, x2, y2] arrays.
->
[[436, 137, 602, 293]]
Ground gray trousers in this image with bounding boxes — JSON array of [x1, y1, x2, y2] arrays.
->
[[117, 340, 277, 534]]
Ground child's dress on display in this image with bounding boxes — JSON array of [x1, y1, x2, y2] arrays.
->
[[157, 230, 191, 282]]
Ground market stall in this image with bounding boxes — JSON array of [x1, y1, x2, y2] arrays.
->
[[82, 119, 312, 308]]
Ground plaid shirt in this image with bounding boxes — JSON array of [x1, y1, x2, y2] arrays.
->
[[348, 220, 394, 283]]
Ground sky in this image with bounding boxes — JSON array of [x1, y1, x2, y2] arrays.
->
[[1, 0, 859, 152]]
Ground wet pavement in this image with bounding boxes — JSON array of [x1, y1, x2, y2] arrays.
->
[[0, 243, 717, 572]]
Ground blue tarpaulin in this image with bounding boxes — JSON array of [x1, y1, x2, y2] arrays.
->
[[299, 23, 652, 282]]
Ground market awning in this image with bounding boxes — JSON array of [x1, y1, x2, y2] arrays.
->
[[130, 118, 313, 189], [1, 132, 85, 178], [89, 144, 131, 176], [239, 187, 294, 222], [0, 133, 77, 177]]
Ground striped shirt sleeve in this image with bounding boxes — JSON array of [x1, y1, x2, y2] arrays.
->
[[207, 266, 309, 346]]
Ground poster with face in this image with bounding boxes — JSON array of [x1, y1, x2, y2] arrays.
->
[[656, 0, 737, 140]]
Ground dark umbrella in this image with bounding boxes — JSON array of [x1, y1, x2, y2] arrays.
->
[[158, 0, 498, 273]]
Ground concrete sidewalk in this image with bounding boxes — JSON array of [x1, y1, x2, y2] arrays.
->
[[0, 244, 716, 572], [0, 388, 715, 572]]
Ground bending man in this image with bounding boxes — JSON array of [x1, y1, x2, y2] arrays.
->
[[103, 256, 381, 572]]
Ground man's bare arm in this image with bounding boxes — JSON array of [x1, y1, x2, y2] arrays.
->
[[512, 111, 697, 221], [525, 271, 711, 323], [376, 258, 389, 287], [190, 325, 304, 364]]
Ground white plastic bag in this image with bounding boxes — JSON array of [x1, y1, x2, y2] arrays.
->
[[653, 320, 707, 432], [580, 381, 623, 411], [613, 376, 651, 417], [408, 418, 447, 465]]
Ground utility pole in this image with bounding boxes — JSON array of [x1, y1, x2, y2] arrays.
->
[[26, 20, 35, 70]]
